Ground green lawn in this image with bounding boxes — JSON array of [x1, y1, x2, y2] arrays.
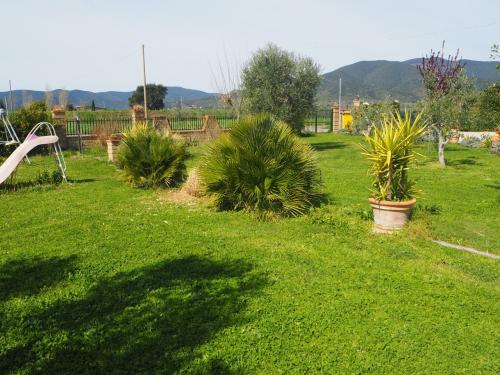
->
[[0, 134, 499, 373]]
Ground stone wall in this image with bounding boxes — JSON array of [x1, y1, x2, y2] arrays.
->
[[458, 131, 496, 141]]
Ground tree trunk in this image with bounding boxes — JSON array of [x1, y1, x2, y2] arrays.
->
[[438, 131, 446, 166]]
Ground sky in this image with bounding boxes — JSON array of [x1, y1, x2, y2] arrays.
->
[[2, 0, 499, 93]]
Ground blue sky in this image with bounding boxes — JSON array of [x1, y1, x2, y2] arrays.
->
[[2, 0, 499, 92]]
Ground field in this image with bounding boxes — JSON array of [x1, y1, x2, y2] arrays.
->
[[0, 134, 499, 373]]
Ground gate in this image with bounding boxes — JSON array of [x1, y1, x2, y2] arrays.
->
[[303, 109, 333, 133]]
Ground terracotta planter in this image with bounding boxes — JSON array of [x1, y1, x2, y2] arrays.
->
[[449, 129, 459, 144], [369, 197, 416, 233]]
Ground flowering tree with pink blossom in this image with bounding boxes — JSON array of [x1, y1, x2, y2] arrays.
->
[[417, 43, 472, 166]]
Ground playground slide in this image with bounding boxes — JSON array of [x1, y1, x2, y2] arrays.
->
[[0, 134, 59, 184]]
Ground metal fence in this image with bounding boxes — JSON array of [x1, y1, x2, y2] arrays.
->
[[65, 116, 239, 136], [216, 116, 237, 129], [65, 118, 132, 136], [168, 117, 203, 131], [64, 113, 331, 136], [303, 109, 333, 133]]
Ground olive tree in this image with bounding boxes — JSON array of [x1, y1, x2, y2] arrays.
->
[[129, 84, 168, 110], [417, 45, 472, 166], [241, 44, 320, 133]]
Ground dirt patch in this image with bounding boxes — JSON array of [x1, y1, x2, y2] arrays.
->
[[161, 188, 211, 207]]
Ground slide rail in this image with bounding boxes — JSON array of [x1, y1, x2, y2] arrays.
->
[[27, 122, 67, 180]]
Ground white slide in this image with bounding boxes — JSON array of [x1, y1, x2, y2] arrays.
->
[[0, 135, 58, 184]]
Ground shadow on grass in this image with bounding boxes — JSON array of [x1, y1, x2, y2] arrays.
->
[[448, 157, 482, 167], [310, 141, 347, 151], [67, 178, 97, 184], [0, 256, 267, 374], [0, 256, 78, 302], [484, 182, 500, 190]]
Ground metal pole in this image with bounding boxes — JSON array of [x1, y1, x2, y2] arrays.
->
[[9, 80, 13, 112], [315, 112, 318, 133], [142, 44, 148, 121], [338, 77, 342, 129]]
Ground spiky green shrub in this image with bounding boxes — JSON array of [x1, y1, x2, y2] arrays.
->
[[361, 112, 427, 201], [117, 123, 187, 188], [199, 114, 321, 219]]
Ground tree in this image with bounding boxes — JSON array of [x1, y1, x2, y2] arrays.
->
[[352, 99, 401, 133], [491, 44, 499, 70], [91, 100, 96, 111], [44, 85, 53, 109], [469, 83, 500, 131], [128, 84, 168, 110], [9, 102, 50, 139], [241, 44, 320, 133], [58, 90, 69, 108], [417, 43, 471, 166]]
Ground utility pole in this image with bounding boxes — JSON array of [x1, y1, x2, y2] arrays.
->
[[338, 77, 342, 129], [142, 44, 148, 120], [9, 80, 13, 112]]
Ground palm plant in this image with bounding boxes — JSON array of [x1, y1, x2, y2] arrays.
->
[[117, 123, 187, 188], [361, 112, 427, 201], [199, 114, 321, 219]]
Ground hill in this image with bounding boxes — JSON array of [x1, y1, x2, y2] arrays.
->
[[317, 59, 499, 105], [0, 87, 217, 110]]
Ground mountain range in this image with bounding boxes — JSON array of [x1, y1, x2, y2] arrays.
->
[[1, 58, 498, 110], [0, 87, 218, 110], [317, 59, 499, 105]]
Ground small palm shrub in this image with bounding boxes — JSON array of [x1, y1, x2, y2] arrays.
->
[[117, 123, 187, 188], [199, 114, 321, 219], [361, 112, 427, 201]]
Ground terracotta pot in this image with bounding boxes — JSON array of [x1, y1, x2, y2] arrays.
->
[[449, 129, 459, 144], [368, 197, 417, 233]]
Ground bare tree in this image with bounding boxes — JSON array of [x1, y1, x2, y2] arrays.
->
[[22, 90, 33, 108], [59, 89, 69, 108], [44, 85, 53, 109], [210, 47, 244, 118]]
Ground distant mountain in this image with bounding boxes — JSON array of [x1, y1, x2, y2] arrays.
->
[[3, 58, 497, 110], [0, 86, 218, 110], [317, 59, 499, 105]]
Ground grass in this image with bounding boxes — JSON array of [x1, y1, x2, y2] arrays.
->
[[0, 134, 499, 373]]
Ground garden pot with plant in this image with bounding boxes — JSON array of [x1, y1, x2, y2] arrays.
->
[[361, 112, 427, 233], [449, 128, 459, 143]]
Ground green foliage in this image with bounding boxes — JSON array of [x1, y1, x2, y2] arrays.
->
[[361, 112, 427, 201], [352, 100, 401, 132], [8, 101, 50, 138], [0, 169, 64, 193], [128, 84, 168, 110], [241, 44, 320, 133], [117, 123, 187, 188], [199, 114, 321, 219], [466, 83, 500, 131], [420, 71, 475, 133]]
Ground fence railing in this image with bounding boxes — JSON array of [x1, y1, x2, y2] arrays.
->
[[65, 118, 132, 136], [65, 113, 332, 136], [65, 116, 239, 136], [303, 110, 333, 132], [168, 117, 203, 131], [216, 116, 237, 129]]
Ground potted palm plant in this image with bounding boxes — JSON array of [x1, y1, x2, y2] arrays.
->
[[361, 112, 427, 233]]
